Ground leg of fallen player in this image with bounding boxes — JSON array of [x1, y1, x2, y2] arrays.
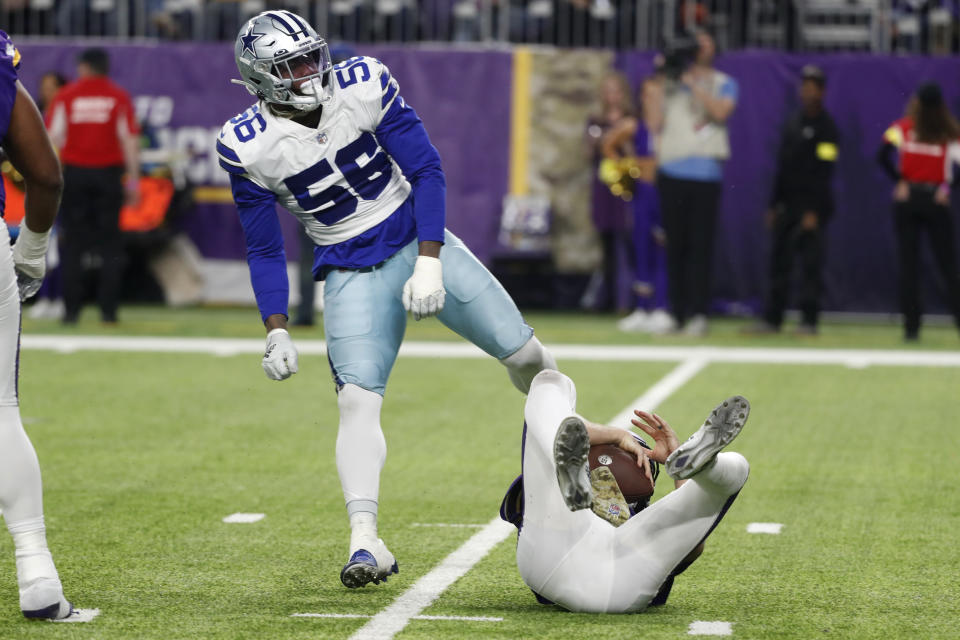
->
[[504, 371, 750, 613], [608, 452, 748, 607], [610, 400, 751, 609], [514, 371, 612, 609]]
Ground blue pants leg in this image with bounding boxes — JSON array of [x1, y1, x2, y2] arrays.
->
[[322, 230, 533, 395], [435, 230, 533, 360]]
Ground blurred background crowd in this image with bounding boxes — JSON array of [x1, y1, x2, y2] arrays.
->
[[2, 0, 959, 340], [1, 0, 958, 51]]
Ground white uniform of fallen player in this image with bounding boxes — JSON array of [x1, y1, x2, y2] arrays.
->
[[514, 370, 749, 613]]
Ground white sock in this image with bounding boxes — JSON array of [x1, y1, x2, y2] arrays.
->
[[500, 336, 558, 394], [0, 407, 45, 527], [349, 511, 378, 555], [0, 406, 63, 599], [8, 516, 47, 552], [697, 452, 750, 495], [336, 384, 386, 553], [10, 519, 66, 615]]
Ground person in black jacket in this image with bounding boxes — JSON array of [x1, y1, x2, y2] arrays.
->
[[747, 66, 838, 335]]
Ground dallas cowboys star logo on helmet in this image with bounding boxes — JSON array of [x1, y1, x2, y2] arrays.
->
[[240, 26, 265, 56]]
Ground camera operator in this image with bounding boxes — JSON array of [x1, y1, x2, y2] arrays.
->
[[644, 29, 738, 336]]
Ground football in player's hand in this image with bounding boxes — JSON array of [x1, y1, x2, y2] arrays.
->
[[589, 444, 655, 502]]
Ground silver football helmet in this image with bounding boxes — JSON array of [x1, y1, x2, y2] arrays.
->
[[231, 10, 334, 113]]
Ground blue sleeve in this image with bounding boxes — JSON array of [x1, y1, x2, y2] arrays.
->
[[634, 123, 653, 157], [718, 76, 738, 103], [375, 97, 446, 244], [230, 173, 288, 322]]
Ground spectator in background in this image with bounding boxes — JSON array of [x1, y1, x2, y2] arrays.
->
[[645, 28, 738, 336], [28, 71, 67, 321], [582, 71, 634, 313], [46, 48, 139, 325], [602, 77, 672, 334], [35, 72, 65, 114], [746, 65, 838, 336], [877, 82, 960, 341]]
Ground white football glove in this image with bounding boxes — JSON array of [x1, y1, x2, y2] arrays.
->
[[11, 225, 50, 302], [402, 256, 445, 321], [262, 328, 299, 381]]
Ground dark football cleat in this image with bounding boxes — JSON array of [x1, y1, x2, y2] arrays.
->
[[666, 396, 750, 480], [553, 416, 593, 511]]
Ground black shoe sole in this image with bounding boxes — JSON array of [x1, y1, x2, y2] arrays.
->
[[553, 416, 593, 511]]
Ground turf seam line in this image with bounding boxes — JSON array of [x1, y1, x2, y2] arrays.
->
[[291, 613, 503, 621]]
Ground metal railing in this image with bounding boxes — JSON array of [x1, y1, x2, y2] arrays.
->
[[1, 0, 957, 53]]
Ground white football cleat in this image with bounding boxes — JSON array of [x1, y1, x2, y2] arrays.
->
[[17, 549, 73, 620], [340, 539, 399, 588], [553, 416, 593, 511], [666, 396, 750, 480], [20, 578, 72, 620], [646, 309, 676, 335], [616, 309, 649, 333], [683, 314, 708, 337]]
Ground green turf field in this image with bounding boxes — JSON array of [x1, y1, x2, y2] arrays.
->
[[1, 306, 958, 639]]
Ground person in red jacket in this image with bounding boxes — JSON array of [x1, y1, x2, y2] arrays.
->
[[877, 82, 960, 341], [45, 48, 139, 324]]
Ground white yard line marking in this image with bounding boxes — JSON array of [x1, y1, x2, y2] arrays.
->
[[347, 517, 513, 640], [410, 523, 486, 528], [607, 357, 709, 429], [20, 335, 960, 367], [688, 620, 733, 636], [52, 608, 100, 623], [292, 613, 503, 622], [747, 522, 784, 534], [414, 615, 503, 621], [222, 512, 265, 524]]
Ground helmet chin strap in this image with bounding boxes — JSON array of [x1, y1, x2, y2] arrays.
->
[[298, 77, 325, 97], [269, 77, 326, 116]]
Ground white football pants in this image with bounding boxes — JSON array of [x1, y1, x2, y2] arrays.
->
[[0, 223, 55, 551], [516, 370, 749, 613]]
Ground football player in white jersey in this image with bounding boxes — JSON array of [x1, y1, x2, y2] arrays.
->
[[0, 31, 74, 619], [217, 11, 557, 588], [500, 370, 749, 612]]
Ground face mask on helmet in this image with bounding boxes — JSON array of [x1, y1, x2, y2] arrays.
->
[[267, 46, 333, 110], [232, 11, 334, 115]]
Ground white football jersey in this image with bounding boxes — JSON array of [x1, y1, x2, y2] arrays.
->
[[217, 56, 411, 246]]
